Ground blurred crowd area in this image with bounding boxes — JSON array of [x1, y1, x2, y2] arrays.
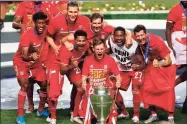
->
[[1, 0, 179, 15]]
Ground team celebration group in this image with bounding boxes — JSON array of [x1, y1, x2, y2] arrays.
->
[[4, 0, 187, 124]]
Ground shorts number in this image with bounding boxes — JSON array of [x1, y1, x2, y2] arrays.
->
[[135, 71, 143, 82]]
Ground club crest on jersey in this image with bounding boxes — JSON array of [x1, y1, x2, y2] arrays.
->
[[104, 65, 107, 69], [90, 65, 93, 68]]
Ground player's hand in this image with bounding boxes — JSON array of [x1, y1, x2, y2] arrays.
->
[[31, 52, 40, 61], [71, 59, 78, 68], [153, 59, 160, 68], [116, 81, 121, 88], [131, 64, 139, 70], [53, 45, 61, 56], [125, 37, 132, 48], [64, 41, 74, 51]]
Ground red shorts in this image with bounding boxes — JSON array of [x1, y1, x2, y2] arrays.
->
[[66, 68, 82, 84], [47, 69, 64, 101], [30, 66, 46, 82], [120, 71, 143, 90], [13, 63, 29, 79]]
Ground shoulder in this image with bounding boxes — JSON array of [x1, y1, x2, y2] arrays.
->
[[77, 15, 90, 22]]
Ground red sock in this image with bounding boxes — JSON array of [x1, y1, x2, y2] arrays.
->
[[150, 106, 157, 115], [18, 90, 27, 117], [48, 100, 58, 119], [168, 112, 174, 117], [38, 91, 47, 112], [70, 85, 77, 112], [27, 80, 34, 107], [73, 90, 84, 117], [132, 89, 141, 118], [115, 91, 128, 115]]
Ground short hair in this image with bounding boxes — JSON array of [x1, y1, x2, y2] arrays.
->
[[133, 24, 147, 34], [92, 38, 105, 47], [32, 11, 47, 23], [90, 13, 104, 22], [114, 26, 126, 34], [67, 1, 79, 10], [74, 30, 87, 39]]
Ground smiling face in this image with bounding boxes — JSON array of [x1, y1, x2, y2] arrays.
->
[[75, 36, 86, 51], [67, 6, 79, 23], [113, 30, 126, 47], [93, 43, 105, 61], [91, 18, 103, 33], [35, 19, 46, 34], [134, 30, 147, 45]]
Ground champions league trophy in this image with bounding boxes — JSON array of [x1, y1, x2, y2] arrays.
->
[[90, 86, 113, 124]]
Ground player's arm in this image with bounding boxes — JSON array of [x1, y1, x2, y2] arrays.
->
[[60, 33, 74, 51], [153, 54, 172, 68], [12, 3, 25, 31], [21, 47, 39, 62], [82, 75, 88, 90], [105, 35, 113, 54], [165, 22, 175, 53], [115, 74, 122, 88], [12, 16, 24, 29], [125, 29, 133, 48], [60, 63, 72, 75]]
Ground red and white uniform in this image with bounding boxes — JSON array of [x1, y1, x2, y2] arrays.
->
[[59, 41, 89, 83], [46, 14, 90, 100], [79, 55, 119, 121], [167, 3, 187, 65], [107, 35, 142, 90], [135, 33, 176, 112], [13, 28, 48, 82], [87, 24, 114, 43], [14, 1, 59, 32]]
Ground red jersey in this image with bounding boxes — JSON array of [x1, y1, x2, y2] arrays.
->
[[133, 33, 170, 61], [13, 28, 47, 68], [59, 41, 89, 65], [167, 3, 187, 32], [87, 24, 114, 43], [82, 55, 119, 87], [46, 14, 90, 69], [14, 2, 59, 30]]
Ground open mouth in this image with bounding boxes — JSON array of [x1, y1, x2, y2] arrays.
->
[[97, 53, 103, 59], [38, 28, 43, 32]]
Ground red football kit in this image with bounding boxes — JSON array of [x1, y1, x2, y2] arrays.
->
[[167, 3, 187, 32], [13, 28, 48, 81], [136, 34, 176, 112], [46, 14, 90, 101], [59, 41, 89, 83], [14, 1, 59, 32], [79, 55, 120, 123]]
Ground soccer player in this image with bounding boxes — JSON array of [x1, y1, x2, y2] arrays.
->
[[12, 1, 59, 34], [13, 12, 48, 124], [46, 2, 90, 124], [166, 0, 187, 114], [133, 25, 176, 124], [58, 30, 91, 124], [106, 26, 144, 123], [81, 38, 121, 124]]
